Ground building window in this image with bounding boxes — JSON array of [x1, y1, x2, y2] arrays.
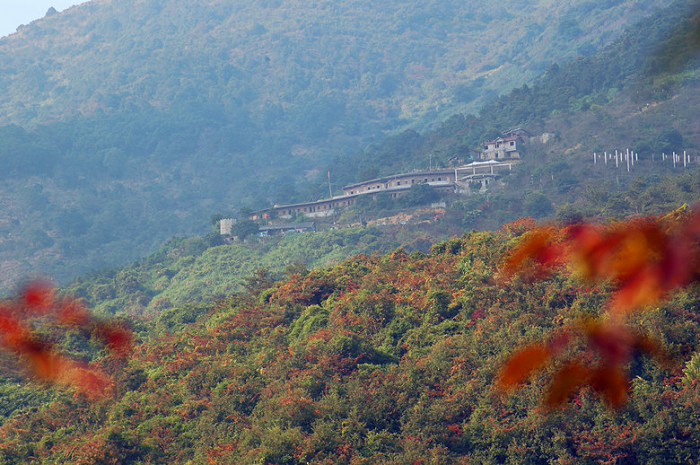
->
[[397, 181, 401, 186], [510, 141, 515, 146]]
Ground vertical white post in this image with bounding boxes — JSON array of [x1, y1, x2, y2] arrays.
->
[[626, 149, 630, 172], [604, 151, 608, 165], [594, 152, 597, 165], [673, 152, 676, 168], [684, 151, 687, 168]]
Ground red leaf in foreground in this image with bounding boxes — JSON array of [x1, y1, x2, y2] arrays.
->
[[565, 223, 614, 281], [0, 314, 30, 350], [583, 322, 633, 366], [23, 347, 66, 382], [96, 323, 133, 358], [498, 206, 700, 411], [0, 281, 132, 399], [608, 267, 664, 315], [590, 366, 629, 410], [497, 344, 552, 390], [544, 361, 591, 410], [21, 281, 56, 314], [502, 228, 563, 280]]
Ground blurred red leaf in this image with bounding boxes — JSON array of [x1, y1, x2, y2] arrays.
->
[[24, 348, 66, 382], [565, 223, 615, 281], [96, 323, 133, 358], [0, 280, 132, 399], [21, 281, 55, 314], [583, 322, 633, 366], [502, 228, 563, 280], [497, 343, 551, 390], [590, 366, 629, 410], [609, 267, 664, 314], [544, 361, 591, 410], [499, 206, 700, 411]]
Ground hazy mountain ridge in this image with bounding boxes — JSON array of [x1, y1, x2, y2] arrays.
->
[[0, 0, 672, 128], [0, 0, 686, 291]]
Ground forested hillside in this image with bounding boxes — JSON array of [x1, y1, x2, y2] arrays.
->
[[0, 0, 679, 291], [66, 226, 413, 317], [335, 0, 700, 182], [323, 0, 700, 232], [0, 0, 670, 128], [0, 215, 698, 464]]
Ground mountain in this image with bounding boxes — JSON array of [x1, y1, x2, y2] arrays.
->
[[0, 0, 672, 128], [325, 0, 700, 231], [0, 0, 676, 291], [334, 0, 700, 181]]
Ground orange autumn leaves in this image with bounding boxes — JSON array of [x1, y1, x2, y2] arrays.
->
[[497, 321, 669, 410], [498, 206, 700, 410], [0, 281, 133, 400]]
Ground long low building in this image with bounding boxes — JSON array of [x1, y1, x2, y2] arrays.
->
[[250, 162, 514, 221], [342, 169, 457, 196]]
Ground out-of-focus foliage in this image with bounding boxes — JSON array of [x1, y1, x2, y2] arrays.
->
[[499, 206, 700, 410], [0, 281, 132, 400], [1, 213, 698, 464]]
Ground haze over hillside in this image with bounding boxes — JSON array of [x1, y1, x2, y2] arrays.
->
[[0, 0, 684, 290], [0, 0, 671, 128]]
